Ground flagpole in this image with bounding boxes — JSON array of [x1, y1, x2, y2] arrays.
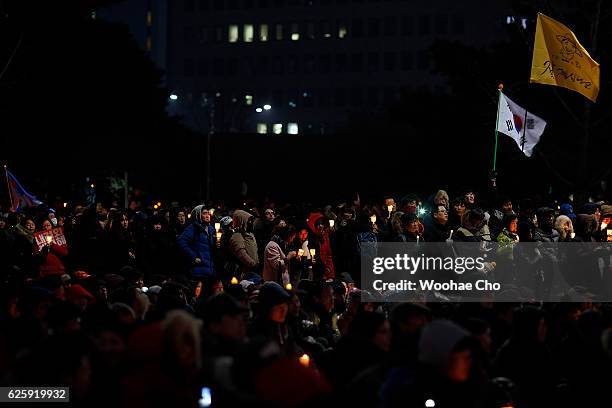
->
[[3, 164, 14, 212], [492, 84, 503, 172], [521, 107, 528, 152]]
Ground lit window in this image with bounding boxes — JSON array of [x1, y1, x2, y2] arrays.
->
[[506, 16, 515, 24], [275, 24, 283, 40], [338, 24, 348, 39], [243, 24, 254, 42], [273, 123, 283, 134], [291, 23, 300, 40], [259, 24, 269, 41], [287, 123, 298, 134], [257, 123, 268, 134], [228, 25, 239, 42], [245, 95, 253, 105]]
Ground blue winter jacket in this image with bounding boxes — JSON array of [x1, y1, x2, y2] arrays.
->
[[177, 222, 216, 278]]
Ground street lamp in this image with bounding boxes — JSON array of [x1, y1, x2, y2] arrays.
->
[[255, 107, 263, 113], [169, 94, 178, 100], [263, 104, 271, 110]]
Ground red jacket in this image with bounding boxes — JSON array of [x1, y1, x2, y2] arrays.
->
[[307, 212, 335, 279], [39, 243, 68, 277]]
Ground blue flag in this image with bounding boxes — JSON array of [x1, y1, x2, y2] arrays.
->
[[5, 168, 43, 212]]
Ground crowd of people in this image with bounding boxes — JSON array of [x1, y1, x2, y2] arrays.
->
[[1, 187, 612, 407]]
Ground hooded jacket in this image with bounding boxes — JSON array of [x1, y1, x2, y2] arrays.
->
[[176, 205, 216, 278], [228, 210, 259, 273], [307, 212, 335, 279]]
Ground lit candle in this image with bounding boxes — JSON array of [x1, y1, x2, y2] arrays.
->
[[387, 205, 393, 213], [299, 354, 310, 368], [329, 219, 335, 228], [601, 222, 608, 231], [297, 248, 305, 257], [63, 202, 67, 208], [416, 235, 420, 243], [230, 277, 239, 285], [370, 215, 376, 224], [285, 283, 293, 291], [309, 248, 316, 258], [214, 222, 221, 232], [570, 232, 576, 239], [46, 235, 53, 244], [188, 213, 192, 219], [216, 232, 222, 240], [209, 208, 215, 216]]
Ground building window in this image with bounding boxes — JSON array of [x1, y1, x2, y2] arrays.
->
[[184, 26, 195, 44], [338, 21, 348, 38], [384, 52, 396, 71], [214, 25, 223, 42], [400, 51, 413, 70], [198, 59, 209, 76], [367, 52, 379, 72], [452, 14, 465, 34], [258, 56, 269, 72], [257, 123, 268, 134], [350, 53, 363, 72], [319, 54, 331, 73], [334, 88, 346, 107], [307, 22, 315, 39], [320, 21, 332, 38], [335, 53, 348, 73], [417, 50, 430, 70], [350, 88, 363, 107], [367, 87, 379, 106], [303, 90, 313, 107], [228, 25, 239, 42], [273, 89, 283, 107], [318, 88, 331, 107], [184, 58, 195, 76], [227, 58, 238, 75], [418, 15, 431, 36], [272, 123, 283, 134], [275, 23, 284, 40], [259, 24, 269, 41], [272, 55, 283, 74], [434, 14, 448, 35], [244, 24, 254, 42], [401, 16, 414, 36], [199, 26, 210, 43], [352, 18, 364, 38], [291, 23, 300, 40], [384, 16, 397, 36], [287, 123, 299, 134], [368, 18, 380, 37], [213, 58, 224, 76], [304, 54, 315, 74], [245, 95, 253, 105], [287, 55, 298, 73]]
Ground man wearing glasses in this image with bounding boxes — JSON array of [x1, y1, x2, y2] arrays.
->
[[424, 205, 451, 242]]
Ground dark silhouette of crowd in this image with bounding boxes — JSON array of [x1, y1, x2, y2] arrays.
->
[[1, 187, 611, 408]]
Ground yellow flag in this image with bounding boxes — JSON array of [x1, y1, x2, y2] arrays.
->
[[530, 13, 600, 102]]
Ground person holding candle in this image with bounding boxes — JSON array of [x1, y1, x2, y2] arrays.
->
[[307, 212, 335, 280], [177, 205, 216, 281], [262, 224, 297, 284], [395, 213, 422, 243], [37, 219, 68, 277], [228, 209, 259, 277]]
